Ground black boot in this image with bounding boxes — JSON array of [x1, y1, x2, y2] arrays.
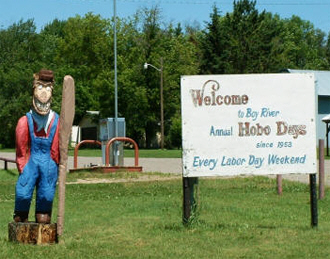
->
[[13, 211, 29, 223]]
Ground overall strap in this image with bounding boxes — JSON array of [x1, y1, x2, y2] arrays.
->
[[26, 112, 35, 141], [48, 113, 59, 141]]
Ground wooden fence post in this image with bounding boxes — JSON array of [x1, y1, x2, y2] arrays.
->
[[319, 139, 325, 199]]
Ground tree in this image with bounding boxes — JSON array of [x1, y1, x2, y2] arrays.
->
[[160, 25, 199, 147], [326, 33, 330, 66], [0, 20, 43, 147], [55, 13, 112, 124], [278, 16, 328, 70], [1, 6, 329, 148], [199, 1, 284, 74], [224, 0, 271, 73], [122, 6, 164, 148], [39, 19, 67, 68], [199, 5, 228, 74], [95, 7, 198, 148]]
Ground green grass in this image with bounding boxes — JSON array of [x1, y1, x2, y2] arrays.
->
[[0, 148, 182, 158], [3, 147, 330, 159], [69, 148, 182, 158], [0, 148, 15, 153], [1, 169, 330, 258]]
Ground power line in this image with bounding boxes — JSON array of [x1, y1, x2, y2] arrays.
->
[[258, 2, 330, 6], [74, 0, 330, 6], [113, 0, 330, 6]]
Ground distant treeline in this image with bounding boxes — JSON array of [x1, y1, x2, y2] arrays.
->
[[0, 0, 329, 148]]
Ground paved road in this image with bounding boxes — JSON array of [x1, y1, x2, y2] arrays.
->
[[1, 151, 330, 185]]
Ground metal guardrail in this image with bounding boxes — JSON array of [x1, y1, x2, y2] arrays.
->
[[73, 140, 102, 169], [105, 137, 139, 167], [71, 137, 142, 173]]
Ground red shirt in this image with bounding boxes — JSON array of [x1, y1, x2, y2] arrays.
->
[[16, 114, 60, 173]]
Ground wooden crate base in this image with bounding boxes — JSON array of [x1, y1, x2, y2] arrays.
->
[[8, 222, 57, 245]]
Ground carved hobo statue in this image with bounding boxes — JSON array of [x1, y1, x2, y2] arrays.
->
[[14, 69, 59, 224]]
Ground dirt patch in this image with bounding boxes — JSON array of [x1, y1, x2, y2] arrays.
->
[[67, 174, 181, 185]]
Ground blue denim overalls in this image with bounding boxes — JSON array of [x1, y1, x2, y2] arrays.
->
[[15, 112, 59, 214]]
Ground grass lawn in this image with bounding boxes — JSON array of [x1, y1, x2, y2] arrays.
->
[[1, 169, 330, 258], [2, 147, 330, 160], [0, 148, 182, 158], [69, 148, 182, 158]]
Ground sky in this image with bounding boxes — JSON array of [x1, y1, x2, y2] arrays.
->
[[0, 0, 330, 34]]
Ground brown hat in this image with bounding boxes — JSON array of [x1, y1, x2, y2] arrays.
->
[[34, 69, 54, 83]]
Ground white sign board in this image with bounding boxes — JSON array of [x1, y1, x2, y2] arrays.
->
[[181, 74, 317, 177]]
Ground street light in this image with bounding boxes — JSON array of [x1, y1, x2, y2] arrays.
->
[[144, 57, 164, 149]]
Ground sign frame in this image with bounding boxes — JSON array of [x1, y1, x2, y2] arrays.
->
[[181, 73, 317, 178]]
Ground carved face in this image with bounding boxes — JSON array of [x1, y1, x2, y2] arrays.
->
[[32, 81, 53, 115]]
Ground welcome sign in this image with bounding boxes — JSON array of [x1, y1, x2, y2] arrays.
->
[[181, 74, 317, 177]]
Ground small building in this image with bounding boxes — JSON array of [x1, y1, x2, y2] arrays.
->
[[282, 69, 330, 145], [71, 111, 100, 146]]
